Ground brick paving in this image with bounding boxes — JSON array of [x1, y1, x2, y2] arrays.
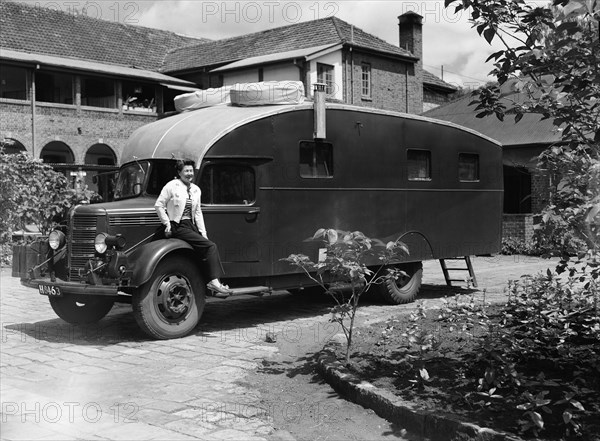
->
[[0, 255, 558, 440]]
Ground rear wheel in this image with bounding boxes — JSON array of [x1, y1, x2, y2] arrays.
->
[[375, 262, 423, 304], [49, 295, 114, 324], [133, 256, 205, 339]]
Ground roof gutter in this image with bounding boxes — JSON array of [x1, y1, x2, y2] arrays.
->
[[344, 43, 419, 63]]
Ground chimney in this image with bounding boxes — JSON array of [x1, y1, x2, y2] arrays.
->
[[313, 83, 326, 139], [398, 12, 423, 68]]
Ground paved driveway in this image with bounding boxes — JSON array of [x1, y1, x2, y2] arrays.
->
[[0, 255, 558, 440]]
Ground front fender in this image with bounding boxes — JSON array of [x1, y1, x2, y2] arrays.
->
[[127, 239, 194, 287]]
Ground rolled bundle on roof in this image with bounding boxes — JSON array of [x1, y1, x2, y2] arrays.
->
[[229, 81, 305, 106], [174, 85, 232, 111]]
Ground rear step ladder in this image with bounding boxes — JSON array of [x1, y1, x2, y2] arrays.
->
[[439, 256, 478, 288]]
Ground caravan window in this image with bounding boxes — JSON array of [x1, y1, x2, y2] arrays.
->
[[459, 153, 479, 181], [200, 163, 255, 205], [299, 141, 333, 178], [407, 149, 431, 181]]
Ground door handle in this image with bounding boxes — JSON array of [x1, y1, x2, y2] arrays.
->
[[245, 208, 260, 222]]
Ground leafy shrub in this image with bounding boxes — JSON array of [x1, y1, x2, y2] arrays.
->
[[437, 254, 600, 438], [501, 237, 542, 256], [532, 215, 589, 258], [501, 227, 587, 257], [0, 149, 98, 248]]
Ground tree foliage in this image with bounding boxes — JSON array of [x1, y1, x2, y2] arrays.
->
[[0, 147, 96, 243], [445, 0, 600, 252]]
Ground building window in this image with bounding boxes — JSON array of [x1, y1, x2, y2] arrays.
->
[[459, 153, 480, 182], [299, 140, 333, 178], [122, 81, 156, 112], [201, 163, 255, 205], [81, 76, 116, 108], [361, 63, 371, 98], [407, 149, 431, 181], [317, 63, 334, 95], [36, 71, 73, 104], [1, 65, 28, 100]]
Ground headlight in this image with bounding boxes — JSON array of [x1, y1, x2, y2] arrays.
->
[[48, 230, 66, 250], [95, 233, 126, 254], [95, 233, 108, 254]]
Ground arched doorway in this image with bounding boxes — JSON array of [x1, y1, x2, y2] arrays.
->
[[40, 141, 76, 184], [85, 143, 118, 202], [503, 165, 532, 214], [0, 138, 26, 154], [40, 141, 75, 165]]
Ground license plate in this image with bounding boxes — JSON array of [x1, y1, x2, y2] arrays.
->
[[38, 284, 62, 297]]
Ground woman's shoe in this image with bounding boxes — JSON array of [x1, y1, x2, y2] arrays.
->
[[207, 280, 233, 296]]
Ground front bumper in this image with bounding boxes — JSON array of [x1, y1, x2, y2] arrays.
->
[[21, 277, 120, 297]]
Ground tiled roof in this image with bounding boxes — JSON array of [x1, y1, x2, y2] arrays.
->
[[2, 49, 196, 86], [0, 1, 208, 72], [423, 70, 458, 91], [423, 86, 561, 146], [162, 16, 414, 73]]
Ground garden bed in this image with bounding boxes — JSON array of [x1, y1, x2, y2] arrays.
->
[[333, 293, 600, 440]]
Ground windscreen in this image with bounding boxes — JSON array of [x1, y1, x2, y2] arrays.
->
[[113, 159, 182, 200], [113, 161, 149, 200]]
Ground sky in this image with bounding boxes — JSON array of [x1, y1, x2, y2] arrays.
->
[[16, 0, 549, 88]]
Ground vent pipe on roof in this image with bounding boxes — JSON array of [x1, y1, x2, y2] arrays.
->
[[313, 83, 326, 140]]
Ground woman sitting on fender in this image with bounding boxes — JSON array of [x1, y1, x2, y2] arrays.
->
[[155, 159, 232, 296]]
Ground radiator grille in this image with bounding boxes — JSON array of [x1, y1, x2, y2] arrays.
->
[[109, 214, 160, 227], [68, 214, 97, 281]]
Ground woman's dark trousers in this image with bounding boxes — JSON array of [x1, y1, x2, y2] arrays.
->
[[170, 219, 225, 281]]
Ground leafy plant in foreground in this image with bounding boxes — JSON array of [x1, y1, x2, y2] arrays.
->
[[282, 228, 408, 364], [438, 266, 599, 438]]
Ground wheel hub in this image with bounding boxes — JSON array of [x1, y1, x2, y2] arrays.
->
[[390, 268, 410, 289], [155, 274, 193, 322]]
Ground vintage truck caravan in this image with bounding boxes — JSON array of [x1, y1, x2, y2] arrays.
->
[[13, 83, 503, 339]]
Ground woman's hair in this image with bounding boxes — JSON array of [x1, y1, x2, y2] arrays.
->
[[175, 159, 195, 173]]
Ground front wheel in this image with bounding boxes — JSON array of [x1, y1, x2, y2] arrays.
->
[[49, 295, 114, 324], [133, 256, 205, 339], [375, 262, 423, 304]]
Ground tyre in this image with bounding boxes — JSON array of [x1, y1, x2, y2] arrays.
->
[[375, 262, 423, 304], [49, 295, 114, 324], [133, 256, 205, 339]]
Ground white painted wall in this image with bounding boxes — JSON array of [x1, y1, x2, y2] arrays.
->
[[308, 51, 343, 101], [221, 53, 343, 101], [223, 63, 301, 86], [223, 69, 258, 86], [263, 64, 301, 82]]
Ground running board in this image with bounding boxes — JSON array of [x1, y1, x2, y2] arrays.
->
[[209, 286, 271, 298]]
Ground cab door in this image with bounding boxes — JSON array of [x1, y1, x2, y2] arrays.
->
[[198, 160, 265, 277]]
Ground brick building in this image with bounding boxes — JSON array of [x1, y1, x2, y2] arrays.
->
[[162, 11, 455, 113], [0, 1, 205, 199], [423, 80, 560, 242], [1, 1, 455, 199]]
